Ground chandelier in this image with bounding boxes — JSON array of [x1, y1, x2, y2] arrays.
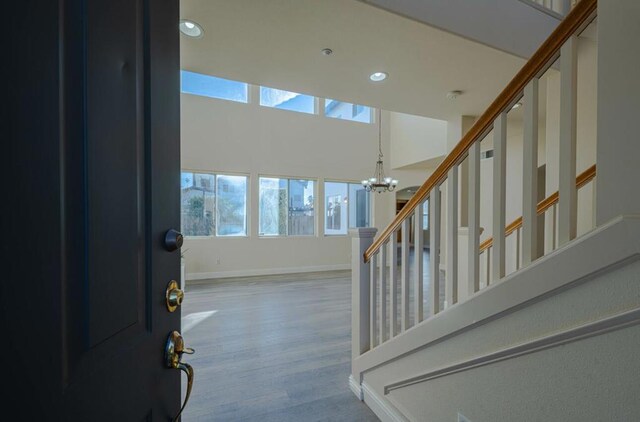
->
[[362, 109, 398, 193]]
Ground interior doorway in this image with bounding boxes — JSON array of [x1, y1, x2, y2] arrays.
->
[[395, 186, 423, 244]]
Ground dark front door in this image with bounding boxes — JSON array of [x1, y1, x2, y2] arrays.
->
[[6, 0, 185, 420]]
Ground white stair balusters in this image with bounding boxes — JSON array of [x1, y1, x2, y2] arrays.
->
[[414, 204, 424, 323], [467, 142, 481, 296], [429, 186, 441, 316], [445, 167, 459, 308], [492, 112, 508, 282], [522, 78, 540, 266], [390, 231, 399, 337], [379, 241, 388, 343], [401, 219, 411, 330], [559, 35, 578, 246]]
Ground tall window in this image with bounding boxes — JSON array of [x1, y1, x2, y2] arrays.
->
[[325, 182, 371, 235], [260, 87, 315, 114], [180, 71, 248, 103], [181, 172, 216, 236], [325, 99, 372, 123], [181, 171, 248, 237], [259, 177, 315, 236], [216, 175, 248, 236]]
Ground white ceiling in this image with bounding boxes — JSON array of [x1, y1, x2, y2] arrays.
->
[[180, 0, 527, 120], [360, 0, 561, 59]]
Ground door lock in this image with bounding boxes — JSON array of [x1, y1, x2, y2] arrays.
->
[[164, 229, 183, 252], [165, 280, 184, 312]]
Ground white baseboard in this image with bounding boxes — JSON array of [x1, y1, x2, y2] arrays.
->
[[362, 382, 409, 422], [348, 375, 363, 401], [186, 263, 350, 281]]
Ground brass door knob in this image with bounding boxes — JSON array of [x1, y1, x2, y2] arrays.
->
[[165, 331, 195, 421], [165, 280, 184, 312]]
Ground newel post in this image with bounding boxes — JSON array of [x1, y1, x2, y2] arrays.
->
[[350, 228, 377, 380]]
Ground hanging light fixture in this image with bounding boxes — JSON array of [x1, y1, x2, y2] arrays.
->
[[362, 109, 398, 193]]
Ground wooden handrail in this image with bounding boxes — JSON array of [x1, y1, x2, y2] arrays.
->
[[479, 164, 596, 252], [363, 0, 597, 263]]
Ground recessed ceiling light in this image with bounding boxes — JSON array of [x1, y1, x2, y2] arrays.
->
[[321, 48, 333, 56], [179, 20, 203, 38], [446, 90, 463, 100], [512, 102, 523, 110], [370, 72, 388, 82]]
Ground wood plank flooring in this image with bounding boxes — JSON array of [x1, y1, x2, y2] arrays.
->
[[181, 271, 380, 422]]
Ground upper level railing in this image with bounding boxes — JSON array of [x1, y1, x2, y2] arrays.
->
[[479, 164, 595, 253], [518, 0, 573, 18], [351, 0, 598, 362]]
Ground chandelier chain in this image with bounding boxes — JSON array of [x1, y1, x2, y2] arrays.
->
[[378, 108, 383, 158], [361, 108, 398, 193]]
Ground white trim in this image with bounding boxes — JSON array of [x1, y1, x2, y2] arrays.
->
[[385, 306, 640, 393], [348, 375, 363, 401], [186, 263, 350, 281], [354, 215, 640, 376], [362, 382, 409, 422], [516, 0, 564, 19]]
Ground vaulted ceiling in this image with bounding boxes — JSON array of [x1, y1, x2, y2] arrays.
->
[[180, 0, 529, 120]]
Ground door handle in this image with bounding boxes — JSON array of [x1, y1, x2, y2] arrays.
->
[[165, 331, 195, 421]]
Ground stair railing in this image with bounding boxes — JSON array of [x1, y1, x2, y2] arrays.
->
[[478, 164, 595, 282], [351, 0, 597, 370]]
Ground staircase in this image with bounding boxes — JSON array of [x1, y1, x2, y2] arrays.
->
[[349, 0, 640, 420]]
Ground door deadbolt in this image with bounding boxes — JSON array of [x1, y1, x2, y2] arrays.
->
[[164, 229, 183, 252]]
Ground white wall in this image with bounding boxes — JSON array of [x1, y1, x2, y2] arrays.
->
[[363, 257, 640, 421], [596, 0, 640, 224], [389, 112, 447, 170], [181, 93, 426, 279]]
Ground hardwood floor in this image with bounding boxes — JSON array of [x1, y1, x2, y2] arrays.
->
[[181, 271, 380, 421]]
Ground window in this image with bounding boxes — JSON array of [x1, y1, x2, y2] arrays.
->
[[260, 87, 315, 114], [181, 71, 248, 103], [325, 182, 371, 235], [349, 184, 371, 228], [216, 175, 248, 236], [325, 99, 372, 123], [181, 172, 216, 236], [181, 171, 248, 237], [259, 177, 315, 236], [288, 179, 315, 235]]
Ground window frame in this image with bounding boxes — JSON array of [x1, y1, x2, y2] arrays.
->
[[323, 179, 372, 237], [181, 169, 250, 239], [323, 99, 374, 124], [179, 70, 376, 125], [257, 174, 318, 238], [259, 86, 317, 115]]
